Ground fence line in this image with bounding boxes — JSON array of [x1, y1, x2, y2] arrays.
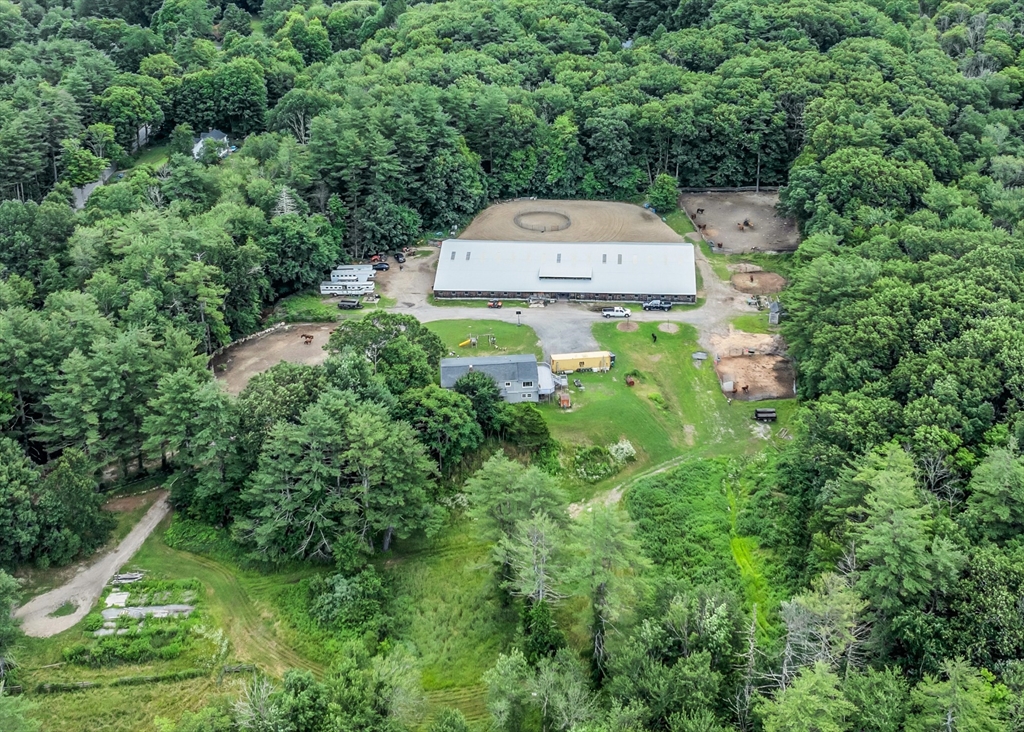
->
[[208, 321, 287, 361], [678, 186, 782, 193]]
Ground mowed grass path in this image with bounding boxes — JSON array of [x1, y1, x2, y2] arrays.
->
[[382, 524, 515, 728], [426, 319, 543, 359]]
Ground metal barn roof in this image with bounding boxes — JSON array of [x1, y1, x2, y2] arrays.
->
[[440, 354, 539, 388], [433, 240, 697, 297]]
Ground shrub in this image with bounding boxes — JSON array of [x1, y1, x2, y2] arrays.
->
[[574, 444, 617, 482], [82, 613, 104, 632], [608, 439, 637, 464], [308, 566, 393, 636]]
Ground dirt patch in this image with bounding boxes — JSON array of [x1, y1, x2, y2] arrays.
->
[[683, 424, 696, 445], [617, 321, 639, 331], [681, 192, 799, 254], [213, 323, 333, 395], [715, 355, 796, 401], [710, 329, 785, 357], [376, 247, 438, 305], [103, 492, 159, 513], [460, 199, 683, 242], [731, 272, 786, 295], [658, 323, 680, 333], [728, 263, 763, 273]]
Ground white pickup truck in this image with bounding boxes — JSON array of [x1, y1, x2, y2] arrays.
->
[[601, 306, 631, 318]]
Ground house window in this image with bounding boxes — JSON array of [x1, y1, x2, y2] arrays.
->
[[466, 252, 471, 260], [617, 254, 622, 264], [522, 381, 534, 387], [505, 382, 512, 388], [602, 254, 607, 263], [450, 251, 456, 260], [557, 253, 562, 263]]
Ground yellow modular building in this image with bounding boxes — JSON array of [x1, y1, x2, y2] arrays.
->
[[550, 351, 616, 373]]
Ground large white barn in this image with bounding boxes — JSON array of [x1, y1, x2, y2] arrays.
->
[[432, 239, 697, 303]]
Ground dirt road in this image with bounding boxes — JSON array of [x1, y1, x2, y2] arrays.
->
[[15, 492, 171, 638]]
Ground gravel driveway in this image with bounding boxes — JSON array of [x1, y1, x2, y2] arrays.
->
[[15, 492, 171, 638]]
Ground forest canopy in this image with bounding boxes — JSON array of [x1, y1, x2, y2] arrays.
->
[[2, 0, 1024, 728]]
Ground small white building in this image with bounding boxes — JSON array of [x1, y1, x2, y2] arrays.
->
[[320, 264, 376, 295]]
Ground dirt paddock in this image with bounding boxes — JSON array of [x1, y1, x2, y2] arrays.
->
[[731, 272, 787, 294], [680, 192, 799, 254], [212, 323, 333, 395], [460, 199, 684, 242], [716, 355, 796, 401]]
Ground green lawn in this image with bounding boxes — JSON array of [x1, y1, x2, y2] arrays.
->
[[425, 320, 543, 359], [664, 209, 696, 236], [731, 312, 774, 335], [131, 144, 170, 169], [278, 293, 340, 323], [542, 321, 797, 498]]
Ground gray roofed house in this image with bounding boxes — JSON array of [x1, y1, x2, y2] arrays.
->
[[440, 354, 540, 403], [192, 130, 230, 159]]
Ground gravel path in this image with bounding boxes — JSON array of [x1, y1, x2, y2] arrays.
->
[[15, 492, 171, 638]]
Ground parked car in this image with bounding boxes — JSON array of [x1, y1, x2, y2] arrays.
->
[[601, 306, 631, 318], [394, 252, 406, 263], [487, 300, 502, 308], [337, 299, 364, 310], [642, 299, 673, 311], [372, 262, 390, 271]]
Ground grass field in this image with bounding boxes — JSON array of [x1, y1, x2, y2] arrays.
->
[[664, 209, 696, 236], [731, 312, 774, 334], [131, 144, 170, 169], [542, 321, 797, 499], [382, 524, 515, 727], [426, 320, 543, 359], [278, 292, 339, 323]]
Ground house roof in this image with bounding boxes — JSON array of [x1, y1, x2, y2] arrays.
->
[[440, 354, 539, 388], [433, 240, 697, 296]]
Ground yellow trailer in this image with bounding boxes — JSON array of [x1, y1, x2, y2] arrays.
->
[[550, 351, 616, 374]]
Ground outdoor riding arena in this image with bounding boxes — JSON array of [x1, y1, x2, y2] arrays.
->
[[459, 199, 685, 242], [212, 323, 333, 395], [679, 191, 800, 254]]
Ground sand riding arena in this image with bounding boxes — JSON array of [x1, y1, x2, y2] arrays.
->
[[460, 199, 684, 242]]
